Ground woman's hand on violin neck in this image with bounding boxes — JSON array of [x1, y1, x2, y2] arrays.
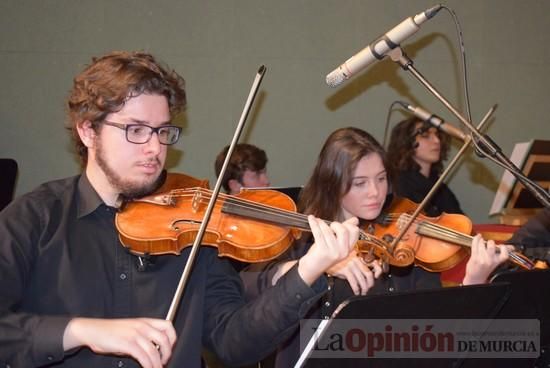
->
[[63, 317, 177, 368], [298, 216, 359, 286], [327, 254, 382, 296], [462, 234, 510, 286]]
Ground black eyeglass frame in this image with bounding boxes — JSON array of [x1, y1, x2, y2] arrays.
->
[[100, 120, 182, 145]]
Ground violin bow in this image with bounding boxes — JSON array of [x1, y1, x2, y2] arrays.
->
[[165, 65, 267, 322]]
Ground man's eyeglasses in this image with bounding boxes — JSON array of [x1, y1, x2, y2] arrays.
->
[[101, 121, 182, 145]]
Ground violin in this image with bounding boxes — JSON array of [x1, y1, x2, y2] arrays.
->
[[373, 197, 548, 272], [115, 173, 415, 266]]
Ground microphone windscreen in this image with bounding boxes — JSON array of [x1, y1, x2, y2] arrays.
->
[[326, 69, 345, 87]]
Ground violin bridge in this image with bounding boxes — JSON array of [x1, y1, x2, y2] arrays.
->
[[192, 190, 201, 213], [396, 214, 407, 230]]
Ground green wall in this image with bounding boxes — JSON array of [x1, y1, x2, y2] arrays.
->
[[1, 0, 549, 223]]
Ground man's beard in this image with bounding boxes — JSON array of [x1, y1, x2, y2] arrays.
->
[[95, 142, 164, 200]]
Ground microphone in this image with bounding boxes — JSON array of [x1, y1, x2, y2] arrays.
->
[[401, 102, 467, 141], [326, 4, 443, 87]]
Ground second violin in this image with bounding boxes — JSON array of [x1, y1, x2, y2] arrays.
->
[[373, 197, 546, 272]]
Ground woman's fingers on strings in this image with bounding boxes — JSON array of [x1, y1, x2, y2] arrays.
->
[[343, 216, 359, 226], [307, 215, 327, 247], [471, 234, 482, 257], [307, 215, 360, 268], [330, 221, 347, 245], [471, 235, 510, 268], [473, 234, 491, 263], [495, 243, 510, 262], [486, 239, 497, 254], [344, 217, 360, 250]]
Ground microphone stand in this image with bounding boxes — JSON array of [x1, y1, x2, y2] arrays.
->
[[165, 65, 267, 322], [388, 46, 550, 210]]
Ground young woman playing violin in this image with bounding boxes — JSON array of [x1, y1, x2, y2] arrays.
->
[[242, 126, 510, 368], [387, 117, 463, 216]]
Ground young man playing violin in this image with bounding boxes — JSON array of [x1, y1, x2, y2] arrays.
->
[[0, 51, 360, 368], [241, 127, 511, 368]]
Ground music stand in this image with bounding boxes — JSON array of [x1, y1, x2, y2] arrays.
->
[[298, 280, 544, 368], [490, 139, 550, 225], [491, 269, 550, 347]]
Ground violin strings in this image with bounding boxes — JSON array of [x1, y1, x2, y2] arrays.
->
[[168, 188, 392, 248], [148, 189, 533, 269], [166, 188, 389, 249], [175, 189, 311, 232], [409, 219, 472, 245], [396, 214, 533, 269], [166, 188, 305, 225], [391, 213, 472, 244]]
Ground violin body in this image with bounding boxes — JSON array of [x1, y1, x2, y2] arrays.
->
[[374, 197, 471, 272], [116, 173, 300, 263]]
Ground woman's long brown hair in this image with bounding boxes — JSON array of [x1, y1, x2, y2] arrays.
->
[[298, 127, 387, 222]]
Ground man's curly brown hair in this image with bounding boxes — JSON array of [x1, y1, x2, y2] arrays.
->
[[66, 51, 187, 165]]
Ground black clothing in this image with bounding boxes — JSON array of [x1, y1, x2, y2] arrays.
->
[[241, 232, 440, 368], [0, 174, 327, 368], [394, 169, 463, 216], [508, 208, 550, 263]]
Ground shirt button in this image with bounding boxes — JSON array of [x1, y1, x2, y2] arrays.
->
[[324, 301, 331, 307], [388, 274, 392, 278], [118, 361, 125, 367], [389, 287, 395, 292], [295, 293, 302, 300], [119, 273, 127, 280], [47, 356, 54, 361]]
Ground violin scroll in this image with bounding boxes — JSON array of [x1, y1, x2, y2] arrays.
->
[[356, 235, 415, 273]]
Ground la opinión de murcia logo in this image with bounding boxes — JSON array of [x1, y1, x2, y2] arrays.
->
[[300, 319, 540, 359]]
